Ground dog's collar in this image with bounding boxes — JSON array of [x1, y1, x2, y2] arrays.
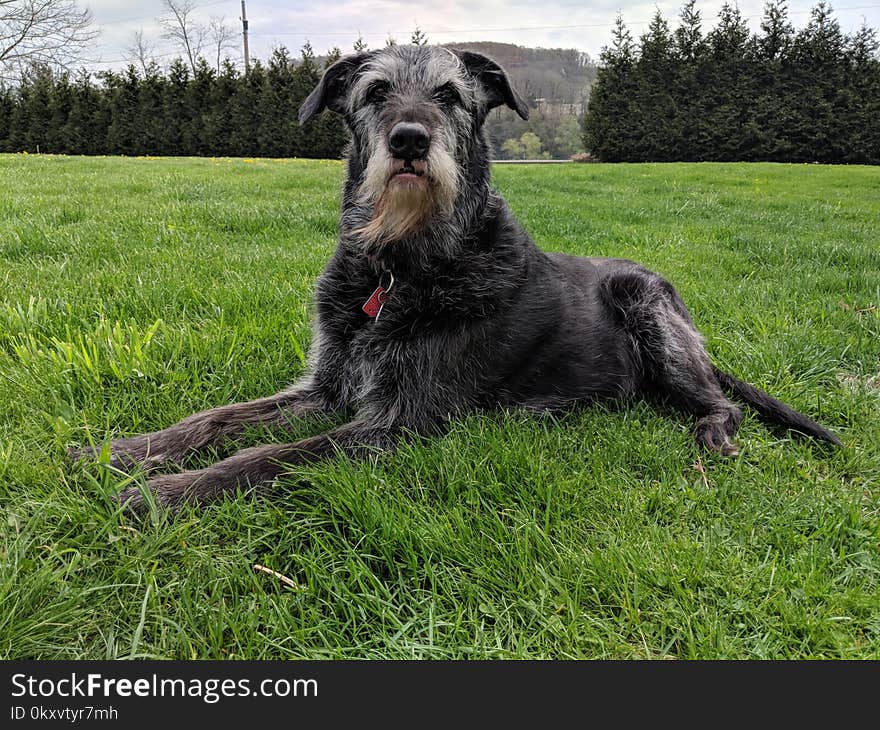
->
[[362, 270, 394, 320]]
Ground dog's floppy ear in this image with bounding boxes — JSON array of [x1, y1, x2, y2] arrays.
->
[[299, 52, 370, 124], [455, 50, 529, 120]]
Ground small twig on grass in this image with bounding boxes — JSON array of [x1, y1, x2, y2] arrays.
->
[[253, 563, 303, 590], [691, 457, 710, 489], [838, 300, 878, 314]]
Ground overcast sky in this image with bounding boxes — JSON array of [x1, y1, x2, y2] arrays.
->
[[84, 0, 880, 70]]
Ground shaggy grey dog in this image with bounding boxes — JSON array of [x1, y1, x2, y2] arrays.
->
[[71, 45, 840, 510]]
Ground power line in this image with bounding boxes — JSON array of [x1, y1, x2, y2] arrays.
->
[[87, 47, 244, 66], [87, 50, 188, 66]]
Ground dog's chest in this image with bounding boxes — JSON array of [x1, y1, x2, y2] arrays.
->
[[322, 269, 501, 333], [317, 271, 493, 399]]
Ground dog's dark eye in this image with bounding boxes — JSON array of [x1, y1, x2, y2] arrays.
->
[[432, 83, 460, 107], [366, 81, 389, 105]]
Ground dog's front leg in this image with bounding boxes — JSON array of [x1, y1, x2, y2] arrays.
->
[[70, 380, 332, 471], [116, 420, 398, 511]]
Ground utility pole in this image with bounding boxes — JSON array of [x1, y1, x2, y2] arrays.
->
[[240, 0, 250, 72]]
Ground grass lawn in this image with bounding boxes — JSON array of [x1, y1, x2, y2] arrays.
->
[[0, 154, 878, 659]]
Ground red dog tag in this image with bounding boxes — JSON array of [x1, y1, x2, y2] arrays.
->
[[362, 286, 390, 318], [362, 270, 394, 319]]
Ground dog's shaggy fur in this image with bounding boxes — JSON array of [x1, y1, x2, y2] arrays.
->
[[71, 45, 840, 510]]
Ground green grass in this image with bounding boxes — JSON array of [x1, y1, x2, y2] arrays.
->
[[1, 154, 878, 659]]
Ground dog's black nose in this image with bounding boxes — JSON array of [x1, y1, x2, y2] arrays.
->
[[388, 122, 430, 160]]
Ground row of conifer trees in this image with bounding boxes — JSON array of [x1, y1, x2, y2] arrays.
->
[[0, 44, 347, 159], [583, 1, 880, 164]]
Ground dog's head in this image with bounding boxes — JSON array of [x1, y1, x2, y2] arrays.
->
[[299, 45, 528, 245]]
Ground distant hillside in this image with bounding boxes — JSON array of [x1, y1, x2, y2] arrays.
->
[[440, 42, 597, 107], [440, 42, 596, 159]]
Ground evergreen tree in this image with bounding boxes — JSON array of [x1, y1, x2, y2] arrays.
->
[[673, 0, 707, 160], [259, 46, 297, 157], [583, 15, 639, 161], [163, 58, 192, 155], [703, 3, 756, 160], [47, 72, 74, 153], [228, 59, 265, 156], [843, 22, 880, 162], [105, 66, 141, 155], [203, 59, 239, 156], [634, 10, 678, 161], [301, 41, 316, 66], [135, 63, 168, 155], [187, 58, 216, 155], [62, 71, 107, 155], [674, 0, 704, 61], [292, 42, 324, 157], [789, 2, 848, 161], [757, 0, 795, 60], [0, 83, 12, 151], [411, 27, 428, 46], [753, 0, 797, 159], [10, 65, 55, 152]]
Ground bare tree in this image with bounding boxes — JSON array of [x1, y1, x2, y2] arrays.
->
[[0, 0, 98, 82], [124, 29, 155, 76], [158, 0, 207, 74], [208, 16, 235, 72]]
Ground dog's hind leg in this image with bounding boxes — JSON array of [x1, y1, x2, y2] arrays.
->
[[602, 268, 743, 455], [69, 380, 331, 471]]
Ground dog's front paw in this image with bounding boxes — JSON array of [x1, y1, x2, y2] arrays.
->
[[68, 444, 128, 471], [116, 471, 203, 513], [67, 444, 98, 464], [68, 435, 171, 472]]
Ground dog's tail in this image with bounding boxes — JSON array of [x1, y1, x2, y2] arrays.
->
[[712, 366, 842, 445]]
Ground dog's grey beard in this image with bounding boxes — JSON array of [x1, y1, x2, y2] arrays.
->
[[354, 140, 462, 246]]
